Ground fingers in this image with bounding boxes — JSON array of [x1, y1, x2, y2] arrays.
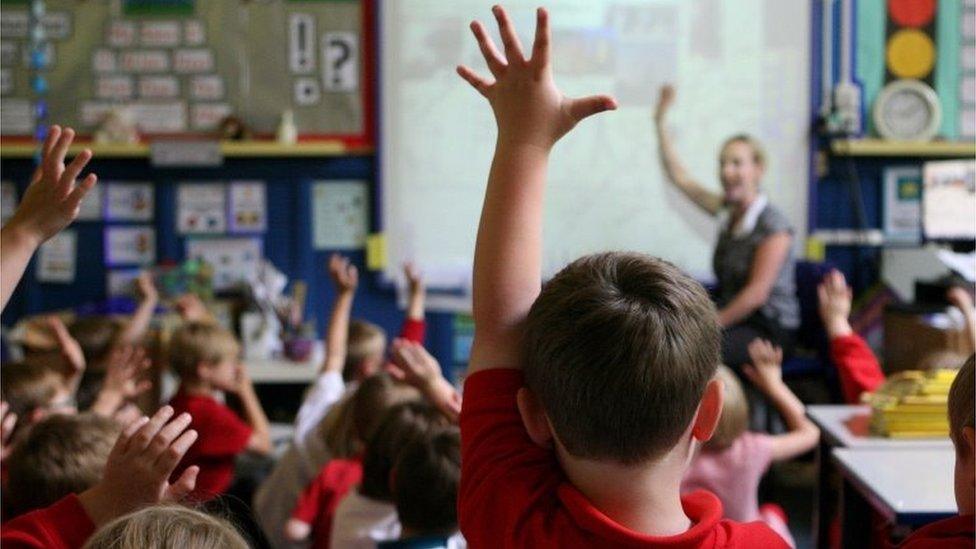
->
[[65, 173, 97, 211], [130, 405, 175, 452], [60, 148, 94, 195], [568, 95, 618, 123], [492, 5, 526, 64], [817, 283, 827, 305], [456, 65, 492, 98], [150, 412, 192, 457], [741, 364, 758, 383], [530, 7, 550, 72], [385, 363, 407, 381], [37, 126, 61, 179], [154, 427, 198, 475], [133, 380, 153, 397], [469, 21, 506, 76], [46, 127, 75, 178], [166, 465, 199, 502]]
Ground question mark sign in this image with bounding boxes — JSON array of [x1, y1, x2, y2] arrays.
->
[[329, 38, 351, 87]]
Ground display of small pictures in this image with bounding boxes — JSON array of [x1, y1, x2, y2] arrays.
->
[[177, 182, 226, 234]]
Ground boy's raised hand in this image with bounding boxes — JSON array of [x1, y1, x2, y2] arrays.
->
[[404, 262, 424, 295], [78, 406, 199, 526], [328, 253, 358, 294], [743, 338, 784, 393], [93, 346, 153, 416], [654, 84, 675, 124], [457, 6, 617, 151], [818, 269, 854, 338], [389, 339, 462, 422], [136, 271, 159, 304], [46, 316, 86, 381], [7, 126, 97, 244]]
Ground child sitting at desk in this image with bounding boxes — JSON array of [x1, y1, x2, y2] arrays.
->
[[818, 270, 974, 403]]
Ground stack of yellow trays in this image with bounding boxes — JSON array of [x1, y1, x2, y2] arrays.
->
[[864, 369, 956, 438]]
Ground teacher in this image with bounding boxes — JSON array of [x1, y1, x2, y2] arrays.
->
[[653, 85, 799, 369]]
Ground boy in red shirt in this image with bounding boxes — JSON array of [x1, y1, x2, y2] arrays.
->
[[900, 354, 975, 548], [167, 322, 272, 501], [454, 6, 785, 547]]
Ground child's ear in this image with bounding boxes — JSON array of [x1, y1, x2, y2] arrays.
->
[[195, 362, 210, 380], [691, 378, 724, 442], [516, 387, 553, 448]]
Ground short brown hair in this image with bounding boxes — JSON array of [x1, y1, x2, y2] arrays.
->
[[69, 317, 122, 367], [393, 427, 461, 535], [721, 134, 767, 168], [705, 365, 749, 451], [6, 413, 121, 517], [344, 320, 387, 381], [82, 505, 248, 549], [1, 362, 63, 417], [168, 322, 240, 379], [360, 400, 449, 501], [522, 252, 721, 464], [321, 374, 420, 458], [949, 355, 975, 453]]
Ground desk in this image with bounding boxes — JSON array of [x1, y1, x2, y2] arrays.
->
[[807, 405, 951, 548], [833, 448, 957, 547], [244, 341, 324, 384]]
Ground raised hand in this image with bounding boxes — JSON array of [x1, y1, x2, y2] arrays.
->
[[389, 339, 461, 422], [457, 6, 617, 151], [404, 262, 424, 296], [817, 269, 854, 338], [654, 84, 675, 123], [94, 346, 153, 415], [78, 406, 199, 526], [46, 316, 86, 380], [7, 126, 98, 244], [174, 293, 210, 323], [136, 271, 159, 303], [743, 338, 784, 394], [328, 253, 359, 294]]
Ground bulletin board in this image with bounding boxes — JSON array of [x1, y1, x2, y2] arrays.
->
[[0, 0, 373, 145]]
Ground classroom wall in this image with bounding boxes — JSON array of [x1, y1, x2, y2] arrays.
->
[[0, 155, 458, 380]]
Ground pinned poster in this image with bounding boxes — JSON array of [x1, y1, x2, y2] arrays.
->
[[177, 183, 226, 234], [1, 181, 16, 224], [77, 183, 105, 221], [105, 226, 155, 266], [289, 13, 316, 74], [106, 268, 142, 297], [186, 237, 262, 291], [312, 180, 368, 249], [228, 181, 267, 233], [106, 182, 154, 221], [322, 32, 359, 92], [37, 231, 77, 283]]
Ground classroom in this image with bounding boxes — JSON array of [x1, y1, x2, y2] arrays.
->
[[0, 0, 973, 548]]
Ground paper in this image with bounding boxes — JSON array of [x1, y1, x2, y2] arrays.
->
[[923, 160, 976, 240], [366, 233, 387, 270], [76, 183, 104, 221], [322, 32, 359, 92], [937, 250, 976, 282], [106, 182, 154, 221], [190, 103, 232, 131], [120, 50, 170, 72], [183, 20, 206, 46], [1, 181, 16, 224], [0, 99, 33, 134], [289, 14, 316, 74], [173, 49, 214, 73], [37, 231, 77, 283], [138, 76, 180, 99], [107, 269, 142, 297], [130, 101, 187, 132], [189, 75, 224, 100], [1, 12, 28, 39], [140, 21, 181, 47], [312, 180, 368, 249], [294, 77, 321, 106], [186, 237, 263, 291], [42, 12, 72, 40], [92, 49, 117, 73], [105, 226, 156, 266], [178, 183, 226, 234], [883, 167, 922, 244], [106, 20, 137, 47], [0, 42, 16, 66], [228, 181, 267, 233], [95, 75, 135, 100]]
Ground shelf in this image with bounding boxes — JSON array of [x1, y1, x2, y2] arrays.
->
[[0, 140, 373, 159], [831, 139, 976, 157]]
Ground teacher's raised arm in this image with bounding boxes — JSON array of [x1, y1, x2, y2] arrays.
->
[[653, 85, 799, 370]]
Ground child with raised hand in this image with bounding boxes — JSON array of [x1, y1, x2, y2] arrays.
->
[[166, 322, 271, 502], [682, 340, 821, 547], [1, 406, 199, 549], [81, 505, 248, 549], [456, 5, 784, 547], [0, 126, 98, 312]]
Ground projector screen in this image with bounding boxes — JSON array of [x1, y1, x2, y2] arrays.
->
[[381, 0, 810, 309]]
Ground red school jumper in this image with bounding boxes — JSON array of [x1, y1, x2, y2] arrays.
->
[[0, 494, 95, 548], [290, 456, 364, 549], [458, 368, 788, 548]]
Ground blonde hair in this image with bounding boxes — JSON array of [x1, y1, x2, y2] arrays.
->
[[705, 365, 749, 451], [168, 322, 240, 379], [82, 505, 248, 549], [344, 320, 387, 381], [721, 134, 767, 169], [949, 355, 975, 451]]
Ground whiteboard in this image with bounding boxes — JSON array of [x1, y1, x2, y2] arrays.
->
[[381, 0, 810, 308]]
